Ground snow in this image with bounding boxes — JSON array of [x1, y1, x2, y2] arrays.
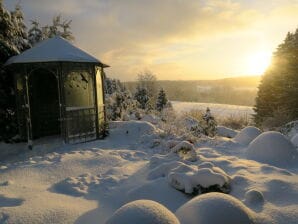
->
[[291, 134, 298, 147], [233, 126, 261, 145], [106, 200, 180, 224], [244, 189, 264, 205], [217, 125, 238, 138], [1, 120, 298, 224], [5, 36, 107, 66], [175, 192, 256, 224], [246, 131, 298, 167], [171, 101, 254, 119]]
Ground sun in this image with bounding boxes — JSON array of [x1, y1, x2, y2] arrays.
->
[[245, 51, 272, 75]]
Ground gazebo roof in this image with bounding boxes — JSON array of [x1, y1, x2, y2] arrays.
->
[[5, 36, 108, 67]]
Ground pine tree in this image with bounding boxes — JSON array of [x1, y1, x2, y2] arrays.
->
[[28, 20, 43, 46], [134, 86, 150, 110], [203, 107, 217, 137], [10, 4, 30, 51], [0, 1, 20, 140], [42, 15, 74, 41], [156, 88, 168, 111], [254, 28, 298, 127]]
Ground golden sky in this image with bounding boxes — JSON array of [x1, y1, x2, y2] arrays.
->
[[4, 0, 298, 81]]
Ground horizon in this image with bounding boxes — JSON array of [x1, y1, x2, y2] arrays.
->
[[4, 0, 298, 81]]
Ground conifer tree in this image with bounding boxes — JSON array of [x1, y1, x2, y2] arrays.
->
[[28, 20, 43, 46], [156, 88, 168, 111], [254, 28, 298, 127], [10, 4, 30, 51], [134, 86, 149, 110]]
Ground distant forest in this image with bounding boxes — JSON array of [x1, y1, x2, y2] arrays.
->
[[124, 76, 260, 106]]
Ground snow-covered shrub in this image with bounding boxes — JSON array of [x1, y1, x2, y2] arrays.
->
[[233, 126, 261, 145], [171, 141, 198, 162], [246, 131, 298, 167], [175, 192, 256, 224], [106, 200, 180, 224], [167, 168, 230, 195]]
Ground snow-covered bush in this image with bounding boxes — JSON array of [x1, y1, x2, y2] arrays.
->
[[246, 131, 298, 167], [168, 168, 230, 195], [233, 126, 261, 145], [171, 141, 198, 162], [106, 200, 180, 224], [175, 192, 256, 224]]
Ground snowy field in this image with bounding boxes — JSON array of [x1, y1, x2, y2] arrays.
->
[[0, 121, 298, 224], [172, 101, 254, 118]]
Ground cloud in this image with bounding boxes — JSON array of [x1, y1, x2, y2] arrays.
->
[[4, 0, 298, 80]]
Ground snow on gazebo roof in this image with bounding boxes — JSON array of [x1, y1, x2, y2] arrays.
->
[[5, 36, 108, 67]]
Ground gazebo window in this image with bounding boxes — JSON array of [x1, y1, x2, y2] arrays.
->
[[64, 70, 94, 109]]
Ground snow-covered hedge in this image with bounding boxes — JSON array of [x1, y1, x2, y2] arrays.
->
[[106, 200, 180, 224], [233, 126, 261, 145], [175, 192, 256, 224], [246, 131, 298, 167]]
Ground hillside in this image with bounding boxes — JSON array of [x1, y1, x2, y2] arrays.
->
[[125, 76, 261, 106]]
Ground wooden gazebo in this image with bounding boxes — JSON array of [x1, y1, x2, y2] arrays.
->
[[5, 36, 108, 147]]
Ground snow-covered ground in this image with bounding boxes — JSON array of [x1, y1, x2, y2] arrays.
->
[[171, 101, 254, 118], [0, 121, 298, 224]]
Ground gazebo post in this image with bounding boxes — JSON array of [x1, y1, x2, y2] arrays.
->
[[93, 66, 99, 139], [24, 66, 33, 149]]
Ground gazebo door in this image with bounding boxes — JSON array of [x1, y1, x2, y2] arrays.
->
[[64, 70, 97, 143], [29, 69, 60, 139]]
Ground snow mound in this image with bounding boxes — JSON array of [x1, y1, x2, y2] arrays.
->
[[234, 126, 261, 145], [127, 178, 189, 211], [246, 131, 298, 167], [168, 167, 230, 194], [111, 120, 160, 136], [291, 134, 298, 147], [217, 126, 238, 138], [175, 192, 255, 224], [171, 141, 198, 162], [245, 189, 264, 205], [106, 200, 180, 224]]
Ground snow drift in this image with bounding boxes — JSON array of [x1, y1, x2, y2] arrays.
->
[[175, 192, 255, 224], [234, 126, 261, 145], [217, 126, 238, 138], [291, 134, 298, 147], [105, 200, 180, 224], [246, 131, 298, 167]]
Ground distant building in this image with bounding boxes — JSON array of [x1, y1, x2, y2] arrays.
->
[[5, 36, 108, 147]]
